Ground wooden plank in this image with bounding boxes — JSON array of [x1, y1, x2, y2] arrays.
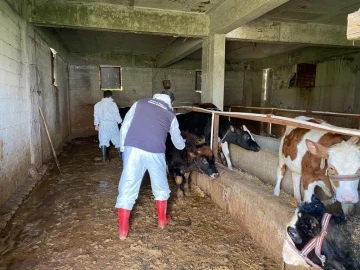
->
[[228, 105, 360, 119]]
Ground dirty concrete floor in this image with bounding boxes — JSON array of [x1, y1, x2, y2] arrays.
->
[[0, 137, 280, 270]]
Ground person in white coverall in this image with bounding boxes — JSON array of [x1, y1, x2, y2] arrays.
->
[[115, 91, 185, 240], [94, 90, 122, 162]]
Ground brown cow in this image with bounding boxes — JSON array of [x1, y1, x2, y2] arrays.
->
[[274, 116, 360, 214]]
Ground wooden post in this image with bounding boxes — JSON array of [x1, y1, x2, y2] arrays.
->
[[39, 106, 61, 173], [212, 113, 220, 161]]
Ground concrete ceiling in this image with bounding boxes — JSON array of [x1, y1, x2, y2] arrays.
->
[[55, 27, 306, 62], [262, 0, 360, 26], [44, 0, 360, 65], [55, 28, 178, 57]]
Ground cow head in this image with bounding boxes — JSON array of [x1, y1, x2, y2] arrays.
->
[[222, 124, 260, 152], [183, 132, 219, 179], [282, 195, 325, 267], [188, 145, 218, 179], [305, 137, 360, 204], [282, 195, 345, 267]]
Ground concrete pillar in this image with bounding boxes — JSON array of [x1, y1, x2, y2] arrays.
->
[[201, 34, 225, 110]]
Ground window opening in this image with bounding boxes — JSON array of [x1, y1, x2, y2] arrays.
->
[[195, 70, 202, 93], [100, 66, 122, 91], [50, 48, 57, 86]]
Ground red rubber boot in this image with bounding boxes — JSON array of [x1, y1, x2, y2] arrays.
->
[[118, 208, 131, 240], [156, 200, 171, 228]]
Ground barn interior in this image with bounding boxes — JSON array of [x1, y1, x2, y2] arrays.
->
[[1, 0, 360, 269]]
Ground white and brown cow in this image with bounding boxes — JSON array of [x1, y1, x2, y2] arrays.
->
[[274, 116, 360, 214]]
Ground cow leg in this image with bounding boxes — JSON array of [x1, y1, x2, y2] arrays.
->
[[183, 172, 190, 196], [341, 203, 354, 215], [219, 151, 227, 166], [274, 157, 286, 196], [292, 173, 302, 206], [303, 180, 332, 202], [220, 141, 233, 170], [303, 181, 317, 202], [175, 176, 184, 200]]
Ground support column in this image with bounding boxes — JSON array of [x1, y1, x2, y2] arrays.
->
[[201, 34, 225, 110]]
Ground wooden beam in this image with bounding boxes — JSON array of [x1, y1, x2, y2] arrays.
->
[[211, 113, 220, 162], [175, 106, 360, 137]]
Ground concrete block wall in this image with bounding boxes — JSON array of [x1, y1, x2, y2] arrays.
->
[[0, 0, 70, 207], [33, 29, 70, 159], [68, 58, 257, 137], [152, 68, 201, 106], [69, 66, 154, 136], [268, 59, 357, 129], [224, 71, 244, 106], [69, 65, 207, 136], [0, 0, 30, 206]]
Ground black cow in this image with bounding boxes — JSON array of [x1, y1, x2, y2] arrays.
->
[[119, 107, 131, 120], [166, 131, 218, 200], [283, 195, 360, 269], [176, 103, 260, 170]]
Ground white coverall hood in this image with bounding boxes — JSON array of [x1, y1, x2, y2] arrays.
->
[[153, 94, 172, 109]]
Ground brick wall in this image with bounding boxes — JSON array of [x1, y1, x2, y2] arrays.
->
[[0, 0, 70, 207]]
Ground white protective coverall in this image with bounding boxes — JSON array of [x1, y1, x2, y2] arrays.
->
[[115, 94, 185, 210], [94, 97, 122, 148]]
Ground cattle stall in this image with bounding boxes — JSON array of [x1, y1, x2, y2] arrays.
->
[[175, 107, 360, 269]]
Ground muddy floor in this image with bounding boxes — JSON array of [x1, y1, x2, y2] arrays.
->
[[0, 137, 281, 270]]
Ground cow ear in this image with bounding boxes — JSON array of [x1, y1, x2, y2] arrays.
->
[[305, 139, 329, 159], [347, 136, 359, 145], [287, 227, 302, 244]]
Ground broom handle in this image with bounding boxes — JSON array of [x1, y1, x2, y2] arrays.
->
[[39, 106, 61, 173]]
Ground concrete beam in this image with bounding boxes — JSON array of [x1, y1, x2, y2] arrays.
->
[[208, 0, 289, 34], [226, 19, 360, 47], [28, 2, 209, 37], [249, 47, 360, 70], [156, 38, 202, 68]]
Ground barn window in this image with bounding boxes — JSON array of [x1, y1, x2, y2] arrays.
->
[[100, 66, 122, 91], [295, 63, 317, 88], [195, 70, 202, 92], [50, 48, 57, 86]]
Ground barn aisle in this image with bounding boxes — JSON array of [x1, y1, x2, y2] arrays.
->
[[0, 137, 280, 270]]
